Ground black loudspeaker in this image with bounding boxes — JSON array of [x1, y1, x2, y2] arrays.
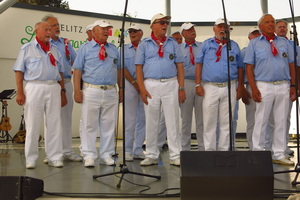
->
[[0, 176, 44, 200], [180, 151, 273, 200]]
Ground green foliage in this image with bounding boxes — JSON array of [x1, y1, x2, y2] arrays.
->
[[18, 0, 69, 9]]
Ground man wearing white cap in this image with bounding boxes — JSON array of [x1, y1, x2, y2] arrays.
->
[[195, 18, 244, 151], [171, 31, 182, 44], [136, 13, 185, 166], [241, 27, 261, 150], [86, 24, 93, 42], [14, 21, 67, 168], [123, 24, 146, 161], [42, 14, 82, 164], [73, 20, 122, 167], [244, 14, 296, 165], [179, 22, 204, 151]]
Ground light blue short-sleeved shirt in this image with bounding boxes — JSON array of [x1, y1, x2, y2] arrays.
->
[[50, 37, 77, 79], [195, 37, 243, 83], [13, 38, 64, 81], [179, 41, 202, 80], [244, 35, 293, 82], [124, 43, 137, 79], [135, 37, 184, 79], [72, 39, 120, 85]]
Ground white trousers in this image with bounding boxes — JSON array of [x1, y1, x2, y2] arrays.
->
[[265, 99, 293, 151], [157, 108, 167, 149], [124, 80, 145, 156], [252, 82, 289, 160], [180, 80, 204, 151], [61, 81, 74, 155], [80, 86, 118, 160], [143, 79, 181, 160], [245, 84, 256, 150], [202, 83, 237, 151], [24, 82, 63, 162]]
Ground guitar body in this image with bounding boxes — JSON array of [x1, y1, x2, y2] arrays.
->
[[0, 116, 12, 131], [13, 130, 26, 143]]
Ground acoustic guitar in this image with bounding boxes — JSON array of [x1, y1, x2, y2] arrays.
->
[[0, 100, 12, 131], [13, 114, 26, 143]]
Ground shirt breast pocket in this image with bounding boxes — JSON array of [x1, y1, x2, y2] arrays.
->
[[255, 49, 267, 60], [26, 56, 42, 70], [108, 54, 118, 70], [85, 54, 99, 66], [205, 47, 218, 61], [278, 47, 289, 60]]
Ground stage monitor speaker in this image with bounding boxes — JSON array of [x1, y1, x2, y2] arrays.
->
[[0, 176, 44, 200], [180, 151, 273, 200]]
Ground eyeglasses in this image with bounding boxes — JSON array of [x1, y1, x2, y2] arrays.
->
[[128, 30, 140, 34], [153, 20, 170, 25]]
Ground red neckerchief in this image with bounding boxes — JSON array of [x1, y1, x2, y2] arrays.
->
[[185, 40, 196, 65], [151, 32, 167, 57], [262, 33, 278, 56], [93, 37, 107, 60], [64, 38, 70, 59], [36, 37, 56, 66], [215, 37, 226, 62], [132, 42, 138, 50]]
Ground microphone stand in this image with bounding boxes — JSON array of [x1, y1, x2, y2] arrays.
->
[[93, 0, 161, 188], [221, 0, 234, 151], [274, 0, 300, 186]]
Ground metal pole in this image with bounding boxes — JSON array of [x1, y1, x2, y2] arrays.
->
[[165, 0, 171, 36], [260, 0, 268, 14], [0, 0, 18, 14]]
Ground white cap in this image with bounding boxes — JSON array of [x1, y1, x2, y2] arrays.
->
[[150, 13, 171, 26], [248, 26, 260, 35], [215, 18, 230, 26], [128, 23, 143, 31], [86, 24, 93, 32], [180, 22, 195, 34], [92, 20, 113, 29]]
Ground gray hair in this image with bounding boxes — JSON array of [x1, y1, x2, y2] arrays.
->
[[276, 19, 288, 26], [41, 14, 57, 22], [257, 13, 274, 26]]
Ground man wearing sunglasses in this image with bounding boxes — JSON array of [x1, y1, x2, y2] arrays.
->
[[123, 24, 146, 162], [135, 13, 185, 166]]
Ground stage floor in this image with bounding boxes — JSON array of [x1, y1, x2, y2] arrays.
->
[[0, 136, 299, 200]]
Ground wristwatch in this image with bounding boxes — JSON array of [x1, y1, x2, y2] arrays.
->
[[179, 86, 185, 91], [61, 88, 66, 92]]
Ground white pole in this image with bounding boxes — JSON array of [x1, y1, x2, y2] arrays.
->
[[0, 0, 18, 14], [260, 0, 268, 14], [165, 0, 171, 36]]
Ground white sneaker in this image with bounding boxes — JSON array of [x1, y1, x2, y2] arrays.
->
[[43, 157, 48, 164], [133, 153, 145, 160], [48, 160, 64, 168], [272, 158, 295, 166], [140, 158, 158, 166], [26, 161, 36, 169], [63, 153, 83, 162], [170, 158, 180, 166], [125, 153, 133, 162], [84, 158, 95, 167], [100, 157, 115, 166]]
